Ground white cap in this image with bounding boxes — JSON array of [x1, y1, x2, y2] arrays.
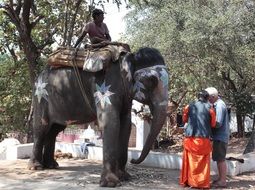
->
[[205, 87, 218, 96]]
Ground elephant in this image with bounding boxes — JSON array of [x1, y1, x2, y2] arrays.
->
[[28, 46, 169, 187]]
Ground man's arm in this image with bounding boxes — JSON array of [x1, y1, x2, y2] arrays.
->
[[105, 33, 111, 41], [215, 103, 227, 128], [182, 105, 189, 124], [90, 36, 110, 44], [209, 107, 216, 128], [104, 23, 111, 42], [74, 30, 87, 48]]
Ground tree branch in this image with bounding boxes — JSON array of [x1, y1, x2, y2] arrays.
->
[[2, 5, 20, 28], [5, 43, 18, 62], [176, 90, 188, 106], [221, 69, 237, 92], [37, 29, 57, 50], [62, 0, 70, 46], [22, 0, 33, 34], [67, 0, 82, 46], [9, 0, 14, 8], [15, 0, 22, 16], [31, 15, 44, 29]]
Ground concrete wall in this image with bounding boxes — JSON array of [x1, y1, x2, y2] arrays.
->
[[3, 143, 33, 160], [1, 142, 255, 177]]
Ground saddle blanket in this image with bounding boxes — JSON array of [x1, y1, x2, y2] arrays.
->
[[48, 44, 129, 72]]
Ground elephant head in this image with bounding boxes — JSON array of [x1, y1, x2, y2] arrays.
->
[[121, 47, 169, 164]]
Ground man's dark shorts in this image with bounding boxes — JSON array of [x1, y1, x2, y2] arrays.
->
[[212, 140, 227, 161]]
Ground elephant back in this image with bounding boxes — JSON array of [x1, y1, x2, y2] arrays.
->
[[48, 45, 129, 72]]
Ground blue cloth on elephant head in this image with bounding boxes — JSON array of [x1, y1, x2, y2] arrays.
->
[[133, 65, 169, 102]]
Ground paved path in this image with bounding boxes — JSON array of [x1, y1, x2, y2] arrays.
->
[[0, 159, 255, 189]]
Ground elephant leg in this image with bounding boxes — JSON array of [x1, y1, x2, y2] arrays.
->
[[43, 123, 65, 169], [117, 113, 132, 181], [98, 110, 121, 187], [28, 102, 49, 170], [28, 136, 45, 170]]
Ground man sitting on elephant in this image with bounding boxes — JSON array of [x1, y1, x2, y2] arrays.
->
[[74, 8, 111, 48]]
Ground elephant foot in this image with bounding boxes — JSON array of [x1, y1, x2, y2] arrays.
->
[[117, 170, 131, 181], [44, 160, 59, 169], [100, 172, 121, 187], [27, 160, 44, 170]]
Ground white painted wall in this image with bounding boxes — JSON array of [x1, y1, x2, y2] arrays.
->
[[229, 112, 254, 133]]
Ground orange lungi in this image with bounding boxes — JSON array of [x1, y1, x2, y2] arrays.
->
[[179, 137, 212, 189]]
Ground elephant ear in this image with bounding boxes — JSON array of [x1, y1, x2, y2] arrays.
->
[[120, 53, 135, 81]]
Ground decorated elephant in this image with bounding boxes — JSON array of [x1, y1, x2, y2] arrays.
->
[[28, 46, 169, 187]]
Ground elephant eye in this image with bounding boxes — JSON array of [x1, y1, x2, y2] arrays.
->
[[143, 75, 159, 90]]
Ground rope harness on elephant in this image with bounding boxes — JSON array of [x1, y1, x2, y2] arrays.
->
[[71, 48, 95, 115]]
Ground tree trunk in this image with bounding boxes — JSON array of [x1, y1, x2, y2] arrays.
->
[[236, 112, 245, 137], [67, 0, 82, 46], [243, 115, 255, 154], [23, 43, 38, 142], [22, 34, 39, 85], [21, 35, 38, 143]]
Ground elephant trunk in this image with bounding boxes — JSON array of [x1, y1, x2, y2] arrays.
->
[[130, 105, 167, 164]]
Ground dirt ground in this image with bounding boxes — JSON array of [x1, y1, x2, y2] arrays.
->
[[0, 137, 254, 190], [0, 156, 255, 190]]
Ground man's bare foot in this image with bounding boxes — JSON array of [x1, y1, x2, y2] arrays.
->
[[212, 181, 227, 188]]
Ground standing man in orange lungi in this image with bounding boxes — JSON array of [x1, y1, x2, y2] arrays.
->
[[180, 90, 216, 189]]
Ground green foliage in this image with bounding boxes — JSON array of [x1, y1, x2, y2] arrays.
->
[[0, 9, 20, 56], [0, 0, 90, 56], [0, 56, 31, 134], [123, 0, 255, 114], [123, 0, 255, 136]]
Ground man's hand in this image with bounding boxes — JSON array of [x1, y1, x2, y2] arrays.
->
[[99, 41, 110, 46]]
